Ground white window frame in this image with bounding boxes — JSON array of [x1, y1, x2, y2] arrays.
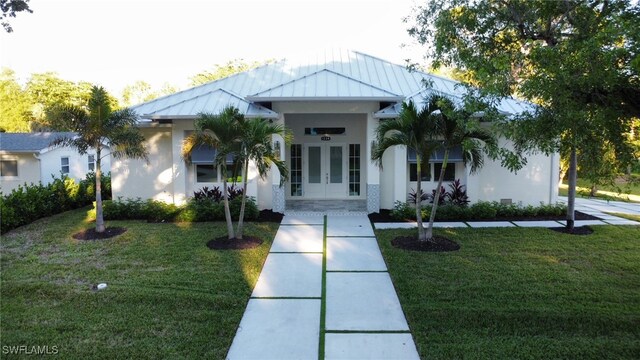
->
[[88, 154, 96, 172], [61, 157, 70, 174], [0, 159, 18, 177]]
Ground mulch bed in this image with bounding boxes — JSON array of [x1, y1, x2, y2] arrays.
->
[[368, 209, 600, 223], [207, 236, 263, 250], [255, 210, 284, 223], [391, 235, 461, 252], [548, 225, 594, 235], [72, 227, 127, 240]]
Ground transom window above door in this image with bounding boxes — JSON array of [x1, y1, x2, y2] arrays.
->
[[304, 127, 345, 135]]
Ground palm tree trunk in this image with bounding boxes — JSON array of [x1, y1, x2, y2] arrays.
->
[[222, 176, 235, 239], [95, 147, 105, 233], [416, 157, 427, 241], [236, 159, 250, 239], [566, 146, 577, 230], [426, 150, 449, 241]]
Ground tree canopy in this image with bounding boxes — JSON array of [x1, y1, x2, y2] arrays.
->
[[408, 0, 640, 228], [189, 59, 268, 86], [1, 0, 32, 32]]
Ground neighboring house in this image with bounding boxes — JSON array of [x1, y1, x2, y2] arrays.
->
[[0, 132, 111, 194], [112, 50, 559, 213]]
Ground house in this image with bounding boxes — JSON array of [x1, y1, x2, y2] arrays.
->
[[0, 132, 111, 194], [111, 50, 559, 213]]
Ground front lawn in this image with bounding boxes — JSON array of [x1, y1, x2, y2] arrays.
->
[[377, 226, 640, 359], [1, 207, 278, 358]]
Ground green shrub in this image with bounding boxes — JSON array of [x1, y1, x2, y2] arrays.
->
[[0, 171, 112, 234], [390, 201, 415, 220]]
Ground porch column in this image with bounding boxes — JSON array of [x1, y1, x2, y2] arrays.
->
[[271, 116, 285, 213], [171, 123, 188, 205], [393, 146, 407, 204], [366, 114, 380, 213]]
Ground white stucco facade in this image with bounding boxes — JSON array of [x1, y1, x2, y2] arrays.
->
[[1, 146, 111, 194], [109, 50, 559, 212]]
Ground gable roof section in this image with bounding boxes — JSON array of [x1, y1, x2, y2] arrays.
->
[[143, 89, 278, 119], [247, 69, 403, 101], [0, 132, 76, 153], [130, 49, 534, 121]]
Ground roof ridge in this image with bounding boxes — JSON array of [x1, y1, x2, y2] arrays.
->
[[250, 68, 401, 97], [144, 88, 234, 115]]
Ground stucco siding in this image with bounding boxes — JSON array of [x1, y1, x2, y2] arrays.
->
[[0, 153, 40, 193], [39, 147, 111, 185], [467, 141, 558, 206], [111, 127, 174, 203]]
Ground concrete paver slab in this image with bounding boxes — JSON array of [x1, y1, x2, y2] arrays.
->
[[573, 220, 607, 226], [227, 299, 320, 360], [281, 215, 325, 225], [513, 220, 562, 227], [374, 222, 417, 229], [325, 333, 420, 360], [603, 219, 640, 225], [252, 253, 322, 298], [467, 221, 515, 228], [431, 222, 468, 228], [327, 237, 387, 271], [327, 215, 375, 237], [270, 224, 324, 253], [326, 272, 409, 331]]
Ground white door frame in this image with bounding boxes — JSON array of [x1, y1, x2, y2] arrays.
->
[[303, 143, 347, 199]]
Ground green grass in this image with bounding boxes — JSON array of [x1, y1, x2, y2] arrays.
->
[[377, 226, 640, 359], [559, 175, 640, 203], [1, 207, 278, 359], [604, 212, 640, 222]]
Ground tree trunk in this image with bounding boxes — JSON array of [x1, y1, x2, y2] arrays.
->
[[426, 150, 449, 241], [589, 184, 598, 197], [222, 176, 235, 239], [236, 159, 250, 239], [95, 147, 105, 233], [566, 146, 577, 230], [416, 156, 427, 241]]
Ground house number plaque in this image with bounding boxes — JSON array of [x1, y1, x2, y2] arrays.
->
[[321, 136, 331, 141]]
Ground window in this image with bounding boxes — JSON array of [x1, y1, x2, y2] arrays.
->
[[196, 165, 217, 183], [348, 144, 360, 196], [88, 155, 95, 172], [434, 162, 456, 181], [409, 163, 430, 182], [290, 144, 302, 196], [0, 160, 18, 177], [61, 157, 70, 174], [304, 127, 346, 135]]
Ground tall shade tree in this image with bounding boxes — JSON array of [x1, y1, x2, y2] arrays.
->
[[0, 68, 31, 132], [373, 95, 499, 242], [408, 0, 640, 230], [181, 107, 243, 239], [48, 86, 148, 233], [235, 117, 290, 239]]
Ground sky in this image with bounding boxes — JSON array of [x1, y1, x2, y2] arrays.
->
[[0, 0, 427, 95]]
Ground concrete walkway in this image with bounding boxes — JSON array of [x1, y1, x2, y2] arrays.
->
[[227, 214, 420, 360], [375, 197, 640, 230]]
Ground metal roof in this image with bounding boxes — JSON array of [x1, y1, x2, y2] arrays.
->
[[0, 132, 76, 153], [144, 89, 278, 119], [131, 49, 535, 120], [247, 69, 403, 101]]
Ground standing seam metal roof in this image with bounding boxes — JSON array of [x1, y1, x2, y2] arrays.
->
[[130, 49, 534, 120]]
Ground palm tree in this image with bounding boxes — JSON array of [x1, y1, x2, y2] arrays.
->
[[372, 100, 440, 241], [182, 107, 243, 239], [424, 95, 497, 240], [48, 86, 148, 233], [235, 117, 290, 239], [373, 95, 497, 242]]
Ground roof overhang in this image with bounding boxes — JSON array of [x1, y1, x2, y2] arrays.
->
[[246, 96, 404, 102]]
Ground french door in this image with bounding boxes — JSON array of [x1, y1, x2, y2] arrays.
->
[[303, 143, 346, 198]]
